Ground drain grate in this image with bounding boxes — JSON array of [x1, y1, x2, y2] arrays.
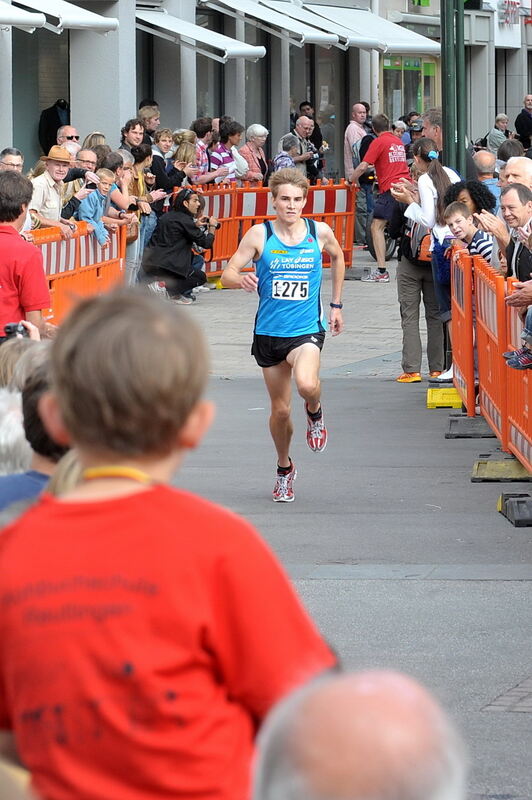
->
[[482, 677, 532, 713]]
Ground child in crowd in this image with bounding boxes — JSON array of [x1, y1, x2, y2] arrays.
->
[[78, 167, 116, 247], [0, 290, 336, 800], [444, 201, 494, 263]]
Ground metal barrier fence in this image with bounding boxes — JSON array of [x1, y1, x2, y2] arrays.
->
[[32, 222, 125, 324], [451, 249, 531, 472], [173, 180, 356, 277]]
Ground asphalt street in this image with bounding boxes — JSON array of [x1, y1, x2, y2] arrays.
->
[[175, 253, 532, 800]]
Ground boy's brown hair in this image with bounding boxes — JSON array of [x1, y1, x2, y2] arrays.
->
[[268, 168, 309, 199], [51, 290, 209, 457], [443, 201, 472, 221], [95, 168, 115, 183]]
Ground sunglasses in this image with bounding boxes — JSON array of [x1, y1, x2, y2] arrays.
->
[[66, 135, 80, 141]]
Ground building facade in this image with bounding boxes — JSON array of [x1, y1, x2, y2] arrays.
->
[[1, 0, 531, 177]]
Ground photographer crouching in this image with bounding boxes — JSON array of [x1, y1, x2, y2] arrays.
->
[[139, 188, 219, 305]]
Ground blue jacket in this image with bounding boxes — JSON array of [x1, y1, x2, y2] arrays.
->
[[78, 189, 109, 245]]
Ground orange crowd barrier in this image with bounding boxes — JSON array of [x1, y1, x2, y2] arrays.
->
[[32, 222, 125, 324], [172, 180, 356, 277], [450, 248, 476, 416], [451, 249, 531, 472], [473, 254, 509, 447], [505, 280, 532, 471]]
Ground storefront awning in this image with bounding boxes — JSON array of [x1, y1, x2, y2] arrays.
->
[[199, 0, 339, 48], [306, 5, 441, 55], [136, 8, 266, 63], [260, 0, 384, 50], [0, 0, 45, 32], [13, 0, 118, 34]]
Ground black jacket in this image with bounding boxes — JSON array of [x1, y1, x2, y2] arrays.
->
[[38, 102, 70, 154], [150, 155, 186, 214], [514, 110, 532, 149], [506, 238, 532, 282], [142, 210, 215, 277]]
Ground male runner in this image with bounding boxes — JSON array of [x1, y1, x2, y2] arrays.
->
[[221, 168, 345, 503]]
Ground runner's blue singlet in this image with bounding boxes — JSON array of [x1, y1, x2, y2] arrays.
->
[[253, 218, 326, 337]]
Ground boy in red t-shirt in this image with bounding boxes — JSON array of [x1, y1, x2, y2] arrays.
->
[[0, 290, 336, 800], [351, 113, 410, 283]]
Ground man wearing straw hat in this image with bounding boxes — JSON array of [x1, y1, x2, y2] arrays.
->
[[29, 146, 77, 239]]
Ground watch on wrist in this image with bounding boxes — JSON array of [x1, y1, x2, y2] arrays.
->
[[330, 302, 343, 309]]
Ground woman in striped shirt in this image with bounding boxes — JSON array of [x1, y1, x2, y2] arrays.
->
[[210, 121, 244, 184]]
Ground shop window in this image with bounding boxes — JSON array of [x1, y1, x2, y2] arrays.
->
[[196, 11, 223, 117], [382, 56, 436, 120], [245, 24, 268, 135], [314, 45, 344, 180]]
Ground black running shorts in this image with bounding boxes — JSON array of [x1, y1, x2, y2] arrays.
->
[[251, 332, 325, 368]]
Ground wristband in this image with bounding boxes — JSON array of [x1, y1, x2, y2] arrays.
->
[[330, 302, 343, 309]]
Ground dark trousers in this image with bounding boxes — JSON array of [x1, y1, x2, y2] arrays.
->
[[138, 266, 206, 297]]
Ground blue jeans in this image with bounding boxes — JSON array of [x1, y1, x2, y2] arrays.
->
[[522, 306, 532, 347]]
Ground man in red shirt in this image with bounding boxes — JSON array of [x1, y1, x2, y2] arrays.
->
[[352, 113, 410, 283], [0, 289, 336, 800], [0, 171, 50, 338]]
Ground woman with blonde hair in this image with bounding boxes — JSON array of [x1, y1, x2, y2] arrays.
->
[[173, 130, 197, 166], [239, 124, 269, 184], [82, 131, 106, 149]]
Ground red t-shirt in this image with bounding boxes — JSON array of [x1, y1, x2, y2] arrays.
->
[[0, 485, 336, 800], [0, 226, 50, 330], [363, 132, 410, 193]]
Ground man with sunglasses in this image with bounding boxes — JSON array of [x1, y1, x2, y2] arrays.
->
[[56, 125, 79, 146]]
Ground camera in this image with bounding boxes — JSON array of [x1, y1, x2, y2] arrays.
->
[[4, 322, 29, 339], [85, 181, 98, 190], [200, 217, 220, 229]]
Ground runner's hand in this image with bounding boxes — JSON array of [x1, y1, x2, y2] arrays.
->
[[329, 308, 344, 337], [241, 273, 258, 292]]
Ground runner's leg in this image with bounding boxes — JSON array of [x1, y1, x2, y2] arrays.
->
[[262, 361, 293, 468], [287, 342, 321, 413]]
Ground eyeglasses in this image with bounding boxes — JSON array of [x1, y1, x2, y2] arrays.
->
[[65, 135, 80, 141], [0, 161, 23, 170]]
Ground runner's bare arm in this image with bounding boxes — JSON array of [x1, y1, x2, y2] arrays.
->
[[221, 225, 263, 291], [318, 222, 345, 336]]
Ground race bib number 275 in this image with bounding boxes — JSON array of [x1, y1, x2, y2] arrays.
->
[[272, 279, 309, 301]]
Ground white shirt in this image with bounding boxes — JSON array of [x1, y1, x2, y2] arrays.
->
[[404, 167, 461, 246]]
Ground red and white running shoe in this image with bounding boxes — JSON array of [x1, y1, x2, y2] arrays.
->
[[306, 406, 327, 452], [273, 462, 297, 502]]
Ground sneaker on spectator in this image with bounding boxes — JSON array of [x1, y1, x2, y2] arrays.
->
[[506, 348, 532, 369], [429, 371, 442, 378], [361, 270, 390, 283], [147, 281, 170, 300], [173, 295, 193, 305], [503, 346, 529, 360], [197, 285, 212, 292], [396, 372, 421, 383], [272, 462, 297, 503]]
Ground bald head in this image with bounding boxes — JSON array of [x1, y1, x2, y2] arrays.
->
[[351, 104, 367, 125], [295, 116, 314, 138], [505, 157, 532, 190], [253, 671, 466, 800], [474, 149, 496, 178]]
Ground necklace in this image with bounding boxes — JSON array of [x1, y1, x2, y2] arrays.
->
[[82, 466, 154, 484]]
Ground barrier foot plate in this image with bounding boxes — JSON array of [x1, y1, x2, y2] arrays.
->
[[427, 387, 462, 409], [445, 414, 496, 439], [497, 493, 532, 527], [472, 452, 532, 482]]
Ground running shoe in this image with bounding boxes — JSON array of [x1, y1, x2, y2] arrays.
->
[[396, 372, 421, 383], [173, 295, 193, 305], [506, 349, 532, 370], [503, 345, 529, 360], [272, 463, 297, 503], [306, 406, 327, 452], [147, 281, 170, 300], [361, 270, 390, 283]]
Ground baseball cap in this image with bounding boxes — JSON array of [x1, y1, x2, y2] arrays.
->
[[410, 120, 423, 132]]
